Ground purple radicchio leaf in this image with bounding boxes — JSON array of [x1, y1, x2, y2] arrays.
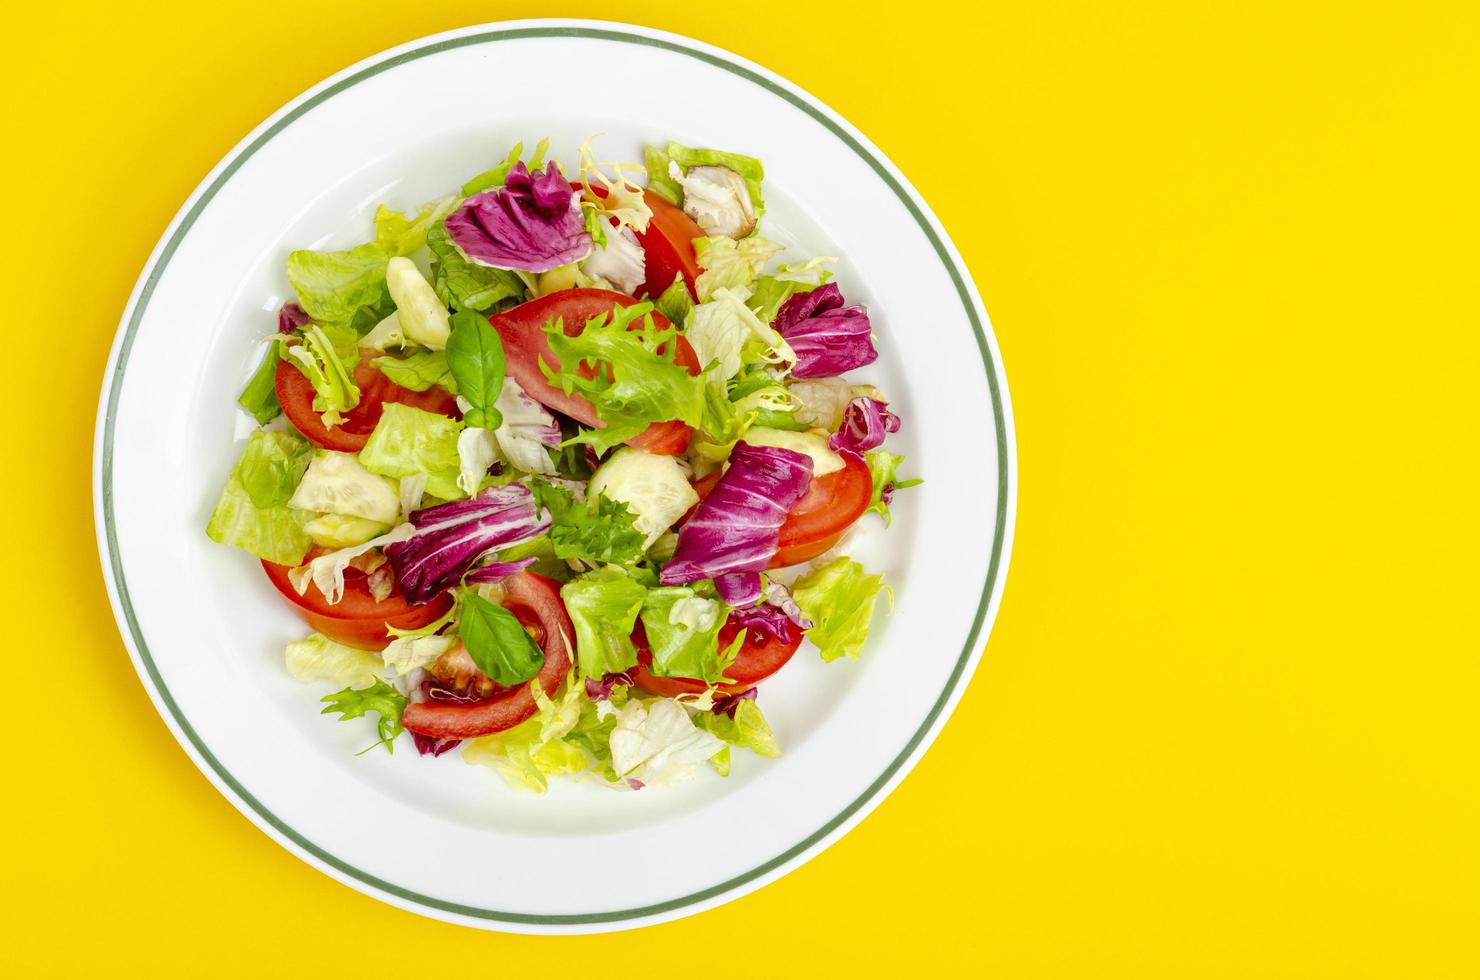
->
[[659, 443, 814, 584], [385, 485, 551, 604], [443, 161, 592, 273], [585, 671, 634, 701], [829, 397, 900, 454], [278, 301, 311, 334], [463, 556, 538, 586], [714, 572, 762, 608], [712, 686, 759, 719], [729, 580, 813, 644], [773, 282, 877, 379], [412, 733, 462, 757]]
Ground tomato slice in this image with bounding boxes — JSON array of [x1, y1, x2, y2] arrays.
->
[[276, 352, 460, 453], [629, 616, 803, 697], [401, 573, 574, 739], [634, 190, 704, 302], [577, 183, 702, 302], [488, 288, 698, 456], [689, 450, 873, 568], [261, 558, 453, 651]]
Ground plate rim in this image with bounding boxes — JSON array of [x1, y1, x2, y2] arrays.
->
[[91, 18, 1017, 933]]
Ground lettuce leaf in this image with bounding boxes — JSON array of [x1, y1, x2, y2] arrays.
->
[[791, 557, 888, 662], [285, 242, 393, 327], [639, 587, 732, 683], [427, 223, 526, 313], [237, 341, 282, 424], [560, 568, 647, 679], [695, 697, 780, 763], [686, 286, 791, 383], [206, 430, 314, 565], [285, 633, 384, 687], [863, 450, 921, 525], [320, 678, 407, 754], [541, 301, 706, 454], [374, 196, 457, 256], [693, 236, 784, 302], [463, 674, 589, 792], [609, 697, 725, 788], [282, 324, 361, 427], [358, 402, 465, 500], [657, 142, 766, 219]]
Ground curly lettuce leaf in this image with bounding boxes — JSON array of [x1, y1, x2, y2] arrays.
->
[[321, 678, 407, 754], [541, 302, 706, 454]]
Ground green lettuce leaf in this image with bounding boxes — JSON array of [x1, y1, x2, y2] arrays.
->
[[374, 196, 457, 256], [427, 223, 526, 313], [653, 274, 694, 326], [357, 402, 465, 500], [320, 678, 407, 754], [551, 494, 646, 565], [285, 242, 392, 326], [206, 430, 314, 565], [237, 341, 282, 424], [863, 450, 922, 525], [692, 236, 784, 302], [560, 568, 647, 679], [792, 557, 888, 663], [285, 633, 384, 687], [461, 138, 550, 198], [686, 285, 789, 382], [639, 587, 732, 683], [459, 588, 545, 685], [644, 144, 683, 205], [695, 698, 781, 768], [370, 350, 455, 393], [657, 142, 766, 218], [541, 302, 706, 454], [462, 673, 588, 793], [282, 324, 361, 427]]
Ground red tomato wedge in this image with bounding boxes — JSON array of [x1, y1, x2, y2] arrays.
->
[[629, 617, 803, 698], [690, 450, 873, 568], [634, 190, 704, 302], [276, 352, 460, 453], [488, 288, 699, 456], [401, 573, 574, 740], [578, 183, 703, 302], [261, 557, 453, 651]]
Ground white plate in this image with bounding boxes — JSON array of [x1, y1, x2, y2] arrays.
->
[[93, 19, 1016, 933]]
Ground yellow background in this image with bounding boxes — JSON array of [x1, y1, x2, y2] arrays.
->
[[5, 3, 1477, 976]]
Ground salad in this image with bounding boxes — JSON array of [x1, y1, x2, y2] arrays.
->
[[207, 138, 917, 791]]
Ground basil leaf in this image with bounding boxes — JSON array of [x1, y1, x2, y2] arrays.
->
[[446, 311, 506, 430], [459, 589, 544, 685]]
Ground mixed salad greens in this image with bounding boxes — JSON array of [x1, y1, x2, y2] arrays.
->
[[208, 137, 917, 791]]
